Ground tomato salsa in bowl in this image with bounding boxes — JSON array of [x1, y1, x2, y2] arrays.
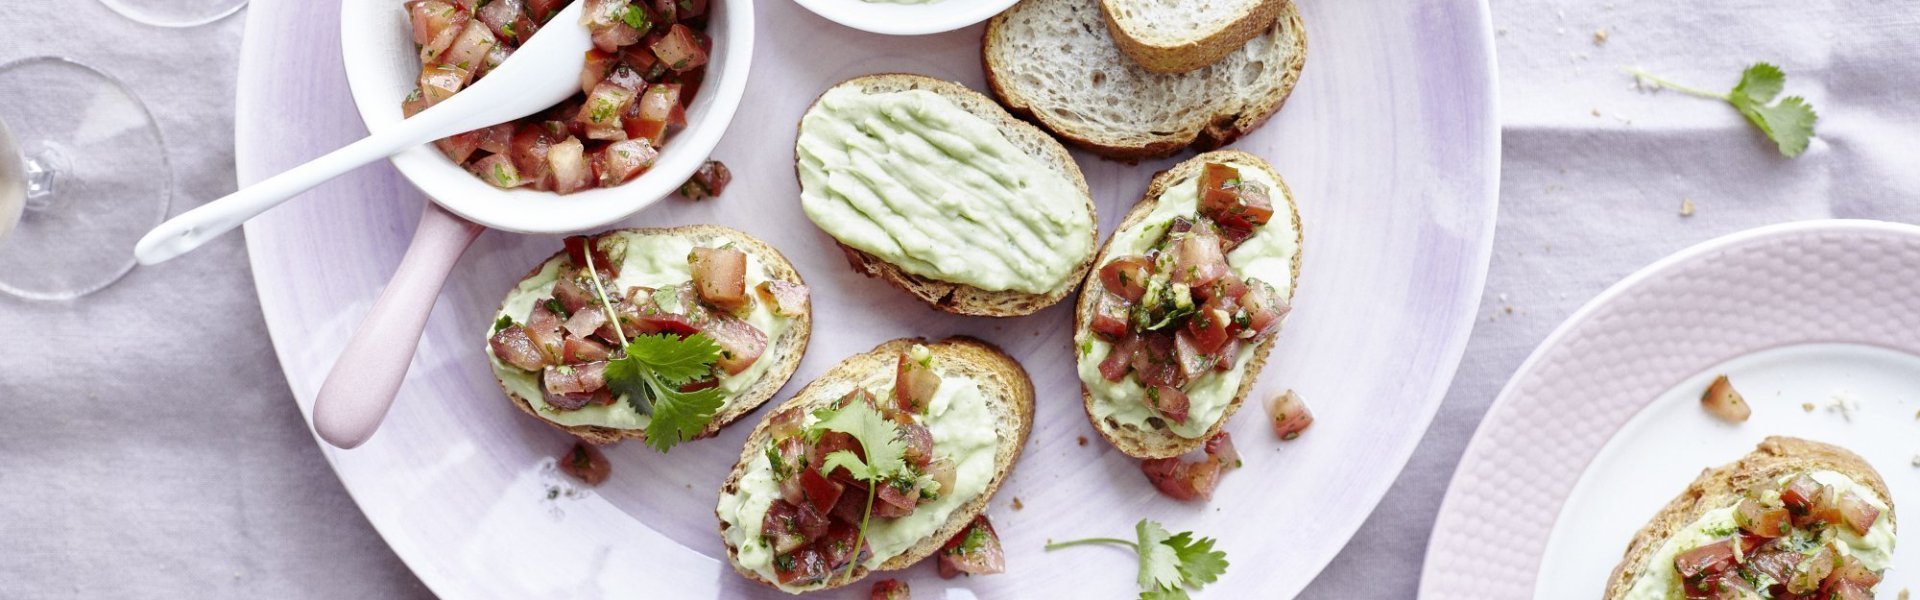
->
[[339, 0, 752, 233]]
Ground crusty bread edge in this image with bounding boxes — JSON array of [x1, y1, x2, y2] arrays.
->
[[1074, 150, 1303, 459], [1602, 436, 1899, 599], [794, 73, 1099, 317], [984, 2, 1309, 163], [715, 337, 1036, 593], [488, 225, 814, 445], [1099, 0, 1287, 74]]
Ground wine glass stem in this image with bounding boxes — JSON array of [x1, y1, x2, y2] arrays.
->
[[22, 143, 67, 211]]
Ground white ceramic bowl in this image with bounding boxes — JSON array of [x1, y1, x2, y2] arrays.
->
[[337, 0, 754, 234], [792, 0, 1018, 36]]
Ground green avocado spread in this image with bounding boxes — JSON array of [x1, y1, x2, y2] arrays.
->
[[484, 233, 793, 430], [796, 86, 1093, 295], [1074, 162, 1298, 439]]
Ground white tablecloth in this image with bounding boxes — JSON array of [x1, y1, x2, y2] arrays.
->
[[3, 0, 1914, 597]]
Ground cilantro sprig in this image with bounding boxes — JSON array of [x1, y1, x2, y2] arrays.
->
[[1627, 62, 1818, 157], [1045, 519, 1229, 600], [579, 241, 724, 453], [808, 399, 909, 583]]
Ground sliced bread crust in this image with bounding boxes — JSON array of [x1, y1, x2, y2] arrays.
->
[[490, 225, 813, 445], [795, 74, 1098, 317], [1603, 436, 1898, 599], [717, 337, 1035, 592], [1100, 0, 1287, 73], [1075, 150, 1302, 459], [985, 0, 1307, 162]]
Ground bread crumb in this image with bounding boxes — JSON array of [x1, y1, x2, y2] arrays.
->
[[1012, 497, 1024, 510], [1895, 588, 1908, 600], [1591, 108, 1602, 117], [1801, 402, 1815, 412], [1593, 28, 1609, 45], [1504, 305, 1514, 314], [1826, 390, 1860, 422], [1077, 436, 1087, 447], [1680, 198, 1696, 217], [1912, 455, 1920, 468]]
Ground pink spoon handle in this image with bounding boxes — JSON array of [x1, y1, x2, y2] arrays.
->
[[313, 202, 484, 449]]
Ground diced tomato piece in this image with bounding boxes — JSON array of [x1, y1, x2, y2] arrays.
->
[[773, 545, 829, 587], [508, 123, 559, 187], [476, 0, 534, 43], [406, 0, 459, 45], [467, 154, 522, 187], [525, 303, 566, 364], [634, 311, 701, 337], [551, 271, 594, 314], [1098, 255, 1154, 302], [401, 87, 433, 118], [650, 24, 709, 72], [1833, 490, 1881, 535], [1786, 544, 1836, 594], [1194, 273, 1247, 303], [575, 82, 637, 141], [679, 0, 709, 19], [1145, 385, 1190, 424], [1091, 293, 1131, 340], [689, 246, 748, 311], [1205, 431, 1241, 469], [1197, 163, 1241, 210], [1172, 330, 1215, 382], [1186, 306, 1233, 353], [703, 316, 766, 375], [796, 468, 843, 516], [819, 520, 871, 571], [815, 431, 864, 480], [1781, 475, 1822, 513], [489, 325, 546, 371], [562, 336, 610, 362], [894, 352, 941, 415], [548, 137, 593, 194], [754, 281, 810, 317], [870, 579, 909, 600], [1734, 497, 1791, 538], [418, 8, 471, 66], [626, 83, 682, 144], [679, 160, 731, 199], [924, 458, 956, 502], [542, 361, 608, 395], [474, 123, 513, 156], [1198, 162, 1276, 230], [1170, 226, 1229, 287], [1673, 540, 1735, 579], [1098, 333, 1140, 382], [1141, 454, 1221, 502], [875, 475, 922, 513], [1130, 332, 1183, 388], [434, 128, 485, 164], [1746, 547, 1801, 586], [897, 422, 934, 469], [557, 441, 610, 485], [543, 391, 592, 410], [937, 516, 1005, 578], [579, 48, 619, 95], [563, 306, 607, 339], [439, 22, 497, 83], [526, 0, 564, 21], [619, 45, 660, 78], [1237, 279, 1289, 339], [598, 139, 658, 186], [1266, 390, 1313, 440]]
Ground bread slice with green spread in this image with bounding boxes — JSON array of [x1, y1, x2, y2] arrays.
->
[[716, 337, 1033, 593], [485, 225, 812, 445], [1605, 437, 1897, 599], [795, 74, 1098, 317], [984, 0, 1307, 161], [1073, 150, 1301, 459], [1100, 0, 1288, 73]]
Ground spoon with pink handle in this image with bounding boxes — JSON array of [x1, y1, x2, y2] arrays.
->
[[131, 0, 590, 266]]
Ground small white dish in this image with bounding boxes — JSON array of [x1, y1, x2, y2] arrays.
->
[[337, 0, 754, 234], [791, 0, 1018, 36], [1422, 220, 1920, 598]]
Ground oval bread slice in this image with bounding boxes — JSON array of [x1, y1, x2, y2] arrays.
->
[[490, 225, 813, 445], [717, 337, 1035, 592], [1100, 0, 1287, 74], [795, 74, 1098, 317], [1604, 436, 1898, 599], [1076, 150, 1302, 459], [985, 0, 1307, 161]]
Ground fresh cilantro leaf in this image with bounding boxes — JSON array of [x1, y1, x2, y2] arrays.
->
[[808, 398, 910, 584], [1046, 519, 1229, 599], [602, 333, 725, 453], [625, 332, 722, 384], [492, 314, 515, 333], [621, 4, 651, 32], [1136, 520, 1182, 591], [1626, 62, 1818, 157]]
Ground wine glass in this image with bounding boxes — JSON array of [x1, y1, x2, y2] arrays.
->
[[94, 0, 247, 28], [0, 57, 171, 301]]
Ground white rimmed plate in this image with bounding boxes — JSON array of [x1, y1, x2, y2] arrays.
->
[[1422, 220, 1920, 598], [240, 0, 1499, 597]]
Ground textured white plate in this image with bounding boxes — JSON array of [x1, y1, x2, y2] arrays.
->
[[239, 0, 1499, 598], [1423, 220, 1920, 598]]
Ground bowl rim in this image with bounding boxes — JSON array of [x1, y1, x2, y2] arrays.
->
[[790, 0, 1021, 36], [337, 0, 754, 234]]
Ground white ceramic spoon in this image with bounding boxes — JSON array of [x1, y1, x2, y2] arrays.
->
[[131, 1, 590, 266]]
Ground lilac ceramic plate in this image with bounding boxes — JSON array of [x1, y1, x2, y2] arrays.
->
[[239, 1, 1498, 597], [1422, 220, 1920, 598]]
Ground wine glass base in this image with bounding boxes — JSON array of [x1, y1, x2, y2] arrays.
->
[[94, 0, 247, 28], [0, 57, 171, 301]]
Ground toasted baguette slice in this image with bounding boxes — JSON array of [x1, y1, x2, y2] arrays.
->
[[717, 337, 1034, 592], [797, 74, 1098, 317], [985, 0, 1307, 161], [1604, 437, 1898, 599], [1100, 0, 1287, 73], [488, 225, 812, 445], [1077, 150, 1302, 458]]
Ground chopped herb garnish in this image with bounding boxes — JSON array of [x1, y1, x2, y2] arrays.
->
[[1046, 519, 1229, 600]]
